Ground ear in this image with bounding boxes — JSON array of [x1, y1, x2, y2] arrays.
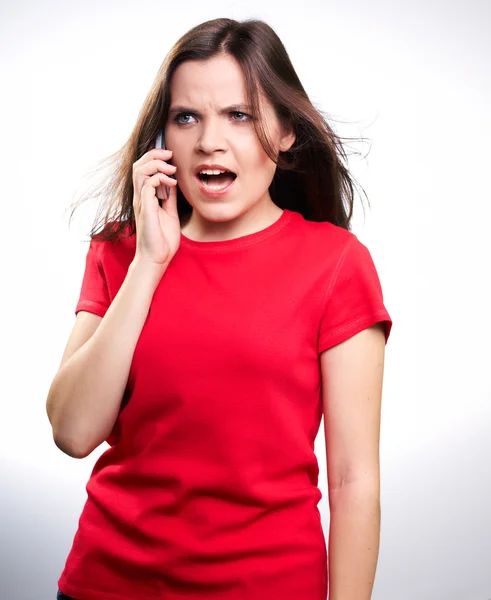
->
[[279, 125, 296, 152]]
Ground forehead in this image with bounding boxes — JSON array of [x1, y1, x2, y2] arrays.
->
[[170, 55, 248, 108]]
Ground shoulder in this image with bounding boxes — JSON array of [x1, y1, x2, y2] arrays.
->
[[288, 209, 361, 260], [91, 220, 136, 251], [87, 221, 136, 273], [285, 211, 383, 294]]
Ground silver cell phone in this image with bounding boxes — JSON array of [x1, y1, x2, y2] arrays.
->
[[155, 129, 170, 205]]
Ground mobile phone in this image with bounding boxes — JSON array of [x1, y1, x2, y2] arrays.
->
[[154, 129, 170, 205]]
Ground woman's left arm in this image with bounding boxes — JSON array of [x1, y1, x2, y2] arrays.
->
[[320, 322, 387, 600]]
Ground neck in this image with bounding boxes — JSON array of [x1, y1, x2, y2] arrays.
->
[[181, 199, 283, 242]]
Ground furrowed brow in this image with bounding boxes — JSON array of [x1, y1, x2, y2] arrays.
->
[[168, 106, 198, 118], [168, 104, 253, 118], [220, 104, 253, 114]]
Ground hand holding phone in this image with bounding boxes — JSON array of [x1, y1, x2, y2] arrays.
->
[[130, 130, 180, 269]]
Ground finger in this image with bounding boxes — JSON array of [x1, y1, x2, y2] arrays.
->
[[148, 148, 173, 160], [133, 148, 172, 169], [132, 150, 172, 187], [141, 173, 177, 201], [156, 181, 168, 202], [134, 172, 165, 210], [135, 173, 176, 206], [163, 178, 178, 217], [138, 159, 177, 177], [134, 162, 177, 199], [138, 174, 164, 213], [155, 174, 178, 189]]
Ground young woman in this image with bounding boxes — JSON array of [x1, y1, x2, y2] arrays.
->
[[47, 17, 392, 600]]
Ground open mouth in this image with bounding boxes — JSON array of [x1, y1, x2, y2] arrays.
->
[[197, 170, 237, 188]]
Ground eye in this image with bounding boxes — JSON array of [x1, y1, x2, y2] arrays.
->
[[174, 113, 197, 125], [231, 111, 251, 122]]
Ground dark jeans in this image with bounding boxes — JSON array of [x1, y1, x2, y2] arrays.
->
[[57, 591, 77, 600]]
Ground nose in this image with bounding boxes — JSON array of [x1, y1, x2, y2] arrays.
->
[[196, 118, 228, 154]]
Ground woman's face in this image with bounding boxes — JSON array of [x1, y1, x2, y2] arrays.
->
[[164, 53, 295, 233]]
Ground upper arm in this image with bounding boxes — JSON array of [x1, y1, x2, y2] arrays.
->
[[320, 323, 386, 491], [57, 237, 109, 369], [58, 311, 102, 369]]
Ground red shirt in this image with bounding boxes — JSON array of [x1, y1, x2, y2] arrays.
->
[[58, 208, 392, 600]]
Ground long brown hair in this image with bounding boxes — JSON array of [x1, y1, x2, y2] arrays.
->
[[69, 18, 369, 241]]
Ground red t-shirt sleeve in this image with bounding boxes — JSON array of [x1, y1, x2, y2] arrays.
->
[[75, 239, 111, 318], [317, 234, 392, 354]]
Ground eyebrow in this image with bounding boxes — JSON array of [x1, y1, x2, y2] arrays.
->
[[168, 104, 253, 118]]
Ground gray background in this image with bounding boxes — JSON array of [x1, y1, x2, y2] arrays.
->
[[1, 0, 490, 598]]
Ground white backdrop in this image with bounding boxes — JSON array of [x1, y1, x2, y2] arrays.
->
[[1, 1, 490, 599]]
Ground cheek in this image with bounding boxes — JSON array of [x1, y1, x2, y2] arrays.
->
[[235, 132, 276, 171], [164, 131, 179, 155], [164, 125, 189, 154], [250, 139, 279, 179], [163, 134, 189, 172]]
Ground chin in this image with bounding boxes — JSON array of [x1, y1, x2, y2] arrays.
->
[[191, 201, 247, 223]]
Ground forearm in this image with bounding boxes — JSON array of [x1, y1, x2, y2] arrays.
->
[[47, 259, 165, 457], [327, 480, 380, 600]]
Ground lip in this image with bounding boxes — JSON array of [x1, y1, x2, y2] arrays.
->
[[194, 163, 237, 199], [196, 172, 236, 198], [194, 163, 236, 175]]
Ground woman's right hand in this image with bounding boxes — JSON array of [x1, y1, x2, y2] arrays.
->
[[132, 148, 180, 269]]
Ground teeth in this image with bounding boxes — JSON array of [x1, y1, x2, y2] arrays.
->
[[199, 169, 227, 175]]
